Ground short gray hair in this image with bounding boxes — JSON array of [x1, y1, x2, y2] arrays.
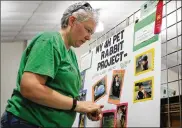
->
[[61, 2, 99, 29]]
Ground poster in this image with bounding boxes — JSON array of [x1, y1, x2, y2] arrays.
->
[[108, 70, 125, 105], [79, 89, 87, 101], [92, 76, 107, 103], [78, 113, 86, 128], [100, 110, 116, 128], [80, 51, 93, 72], [73, 8, 161, 127], [77, 90, 87, 127], [116, 103, 128, 128], [80, 70, 86, 90], [140, 0, 158, 18]]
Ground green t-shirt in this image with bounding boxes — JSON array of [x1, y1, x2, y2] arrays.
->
[[6, 31, 81, 127]]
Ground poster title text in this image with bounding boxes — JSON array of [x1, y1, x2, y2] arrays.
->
[[96, 30, 127, 71]]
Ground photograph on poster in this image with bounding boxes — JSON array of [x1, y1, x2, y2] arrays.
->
[[116, 103, 128, 128], [108, 70, 125, 105], [78, 113, 86, 128], [100, 110, 116, 128], [78, 89, 87, 101], [80, 70, 86, 90], [135, 48, 155, 76], [92, 76, 107, 102], [133, 76, 154, 103]]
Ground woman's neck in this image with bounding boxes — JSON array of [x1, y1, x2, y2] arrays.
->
[[59, 29, 70, 50]]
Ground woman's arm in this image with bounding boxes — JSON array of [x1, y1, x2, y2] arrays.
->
[[20, 72, 103, 113]]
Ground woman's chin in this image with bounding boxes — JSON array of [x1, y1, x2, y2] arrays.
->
[[75, 42, 83, 48]]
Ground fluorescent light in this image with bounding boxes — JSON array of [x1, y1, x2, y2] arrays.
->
[[95, 21, 104, 33]]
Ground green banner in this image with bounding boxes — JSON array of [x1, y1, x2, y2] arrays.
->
[[133, 11, 159, 51]]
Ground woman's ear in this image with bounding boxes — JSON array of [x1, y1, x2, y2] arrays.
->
[[68, 16, 77, 27]]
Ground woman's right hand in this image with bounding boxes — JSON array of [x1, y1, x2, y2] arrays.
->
[[75, 101, 104, 113], [75, 101, 104, 121]]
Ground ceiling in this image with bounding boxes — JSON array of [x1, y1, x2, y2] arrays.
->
[[1, 1, 145, 47]]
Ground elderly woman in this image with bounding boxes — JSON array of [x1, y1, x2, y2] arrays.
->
[[1, 2, 104, 128]]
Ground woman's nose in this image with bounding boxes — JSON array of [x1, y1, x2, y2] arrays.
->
[[85, 34, 91, 41]]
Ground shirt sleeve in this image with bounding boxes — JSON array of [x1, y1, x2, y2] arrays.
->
[[24, 36, 61, 79]]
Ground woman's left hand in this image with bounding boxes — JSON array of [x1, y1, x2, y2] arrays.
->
[[87, 108, 102, 121]]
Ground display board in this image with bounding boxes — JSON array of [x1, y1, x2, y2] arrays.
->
[[73, 7, 161, 128]]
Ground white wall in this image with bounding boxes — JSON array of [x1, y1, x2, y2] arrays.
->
[[1, 42, 25, 115]]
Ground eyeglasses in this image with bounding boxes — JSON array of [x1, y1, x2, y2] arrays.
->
[[82, 24, 93, 35]]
